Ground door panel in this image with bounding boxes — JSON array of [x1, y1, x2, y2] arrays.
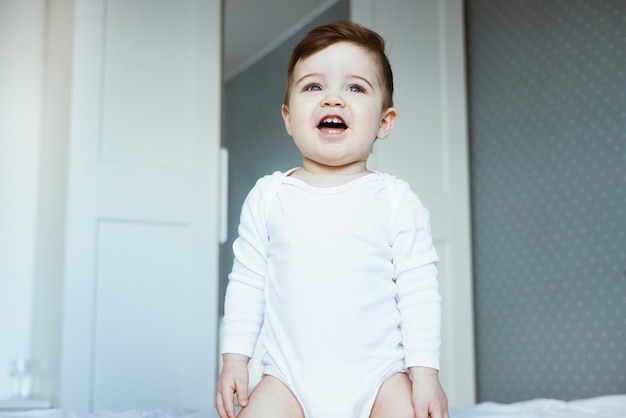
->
[[60, 0, 221, 411], [94, 221, 189, 409], [100, 1, 198, 168]]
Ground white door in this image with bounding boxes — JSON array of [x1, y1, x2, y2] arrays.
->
[[60, 0, 222, 411], [352, 0, 476, 407]]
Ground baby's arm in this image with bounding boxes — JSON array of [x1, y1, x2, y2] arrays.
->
[[217, 176, 274, 418], [409, 366, 449, 418], [216, 354, 250, 418], [390, 179, 447, 416]]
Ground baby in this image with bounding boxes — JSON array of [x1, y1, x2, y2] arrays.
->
[[216, 20, 449, 418]]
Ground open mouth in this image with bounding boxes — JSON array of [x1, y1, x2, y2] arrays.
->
[[318, 116, 348, 131]]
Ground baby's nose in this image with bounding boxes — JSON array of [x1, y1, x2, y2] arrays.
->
[[322, 91, 345, 107]]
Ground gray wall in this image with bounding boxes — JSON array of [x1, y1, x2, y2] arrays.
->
[[219, 1, 350, 311], [467, 0, 626, 403]]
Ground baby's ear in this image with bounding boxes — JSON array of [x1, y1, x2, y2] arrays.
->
[[377, 107, 397, 139], [281, 104, 292, 136]]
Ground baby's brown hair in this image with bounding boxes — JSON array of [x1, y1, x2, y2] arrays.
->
[[283, 21, 394, 110]]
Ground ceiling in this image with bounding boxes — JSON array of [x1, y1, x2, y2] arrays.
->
[[223, 0, 336, 80]]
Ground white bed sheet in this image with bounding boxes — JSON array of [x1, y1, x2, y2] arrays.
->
[[450, 395, 626, 418], [0, 395, 623, 418], [0, 410, 215, 418]]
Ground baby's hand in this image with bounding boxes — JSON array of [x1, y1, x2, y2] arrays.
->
[[409, 366, 450, 418], [216, 354, 250, 418]]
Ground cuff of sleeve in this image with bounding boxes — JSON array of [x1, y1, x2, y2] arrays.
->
[[405, 352, 440, 371], [220, 324, 258, 357]]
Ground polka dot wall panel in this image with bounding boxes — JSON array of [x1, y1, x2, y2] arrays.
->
[[467, 0, 625, 403]]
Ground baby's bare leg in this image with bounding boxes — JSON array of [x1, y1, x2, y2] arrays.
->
[[370, 372, 414, 418], [238, 375, 304, 418]]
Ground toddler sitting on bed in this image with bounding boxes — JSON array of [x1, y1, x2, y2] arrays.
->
[[215, 20, 449, 418]]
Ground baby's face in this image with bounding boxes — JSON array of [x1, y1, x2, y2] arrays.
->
[[282, 42, 396, 172]]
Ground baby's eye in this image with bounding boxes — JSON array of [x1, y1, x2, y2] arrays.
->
[[303, 83, 322, 92], [347, 84, 366, 93]]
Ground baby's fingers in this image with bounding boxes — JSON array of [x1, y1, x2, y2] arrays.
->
[[215, 388, 237, 418], [236, 385, 249, 408], [413, 403, 429, 418], [422, 400, 450, 418], [429, 407, 450, 418]]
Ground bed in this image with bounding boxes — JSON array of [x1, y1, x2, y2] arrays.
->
[[0, 395, 624, 418]]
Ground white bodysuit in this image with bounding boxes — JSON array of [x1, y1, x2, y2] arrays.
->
[[221, 170, 441, 418]]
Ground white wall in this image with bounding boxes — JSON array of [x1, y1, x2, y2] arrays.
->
[[0, 0, 46, 399]]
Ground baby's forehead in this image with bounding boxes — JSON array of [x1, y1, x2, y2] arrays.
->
[[295, 42, 382, 74], [306, 41, 374, 59]]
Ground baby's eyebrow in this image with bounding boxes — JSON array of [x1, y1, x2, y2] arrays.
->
[[296, 73, 322, 84], [348, 74, 374, 89]]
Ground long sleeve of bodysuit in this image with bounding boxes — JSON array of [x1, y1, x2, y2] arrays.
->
[[220, 174, 275, 358], [389, 178, 441, 370]]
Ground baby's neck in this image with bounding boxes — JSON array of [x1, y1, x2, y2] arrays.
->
[[289, 167, 372, 187]]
